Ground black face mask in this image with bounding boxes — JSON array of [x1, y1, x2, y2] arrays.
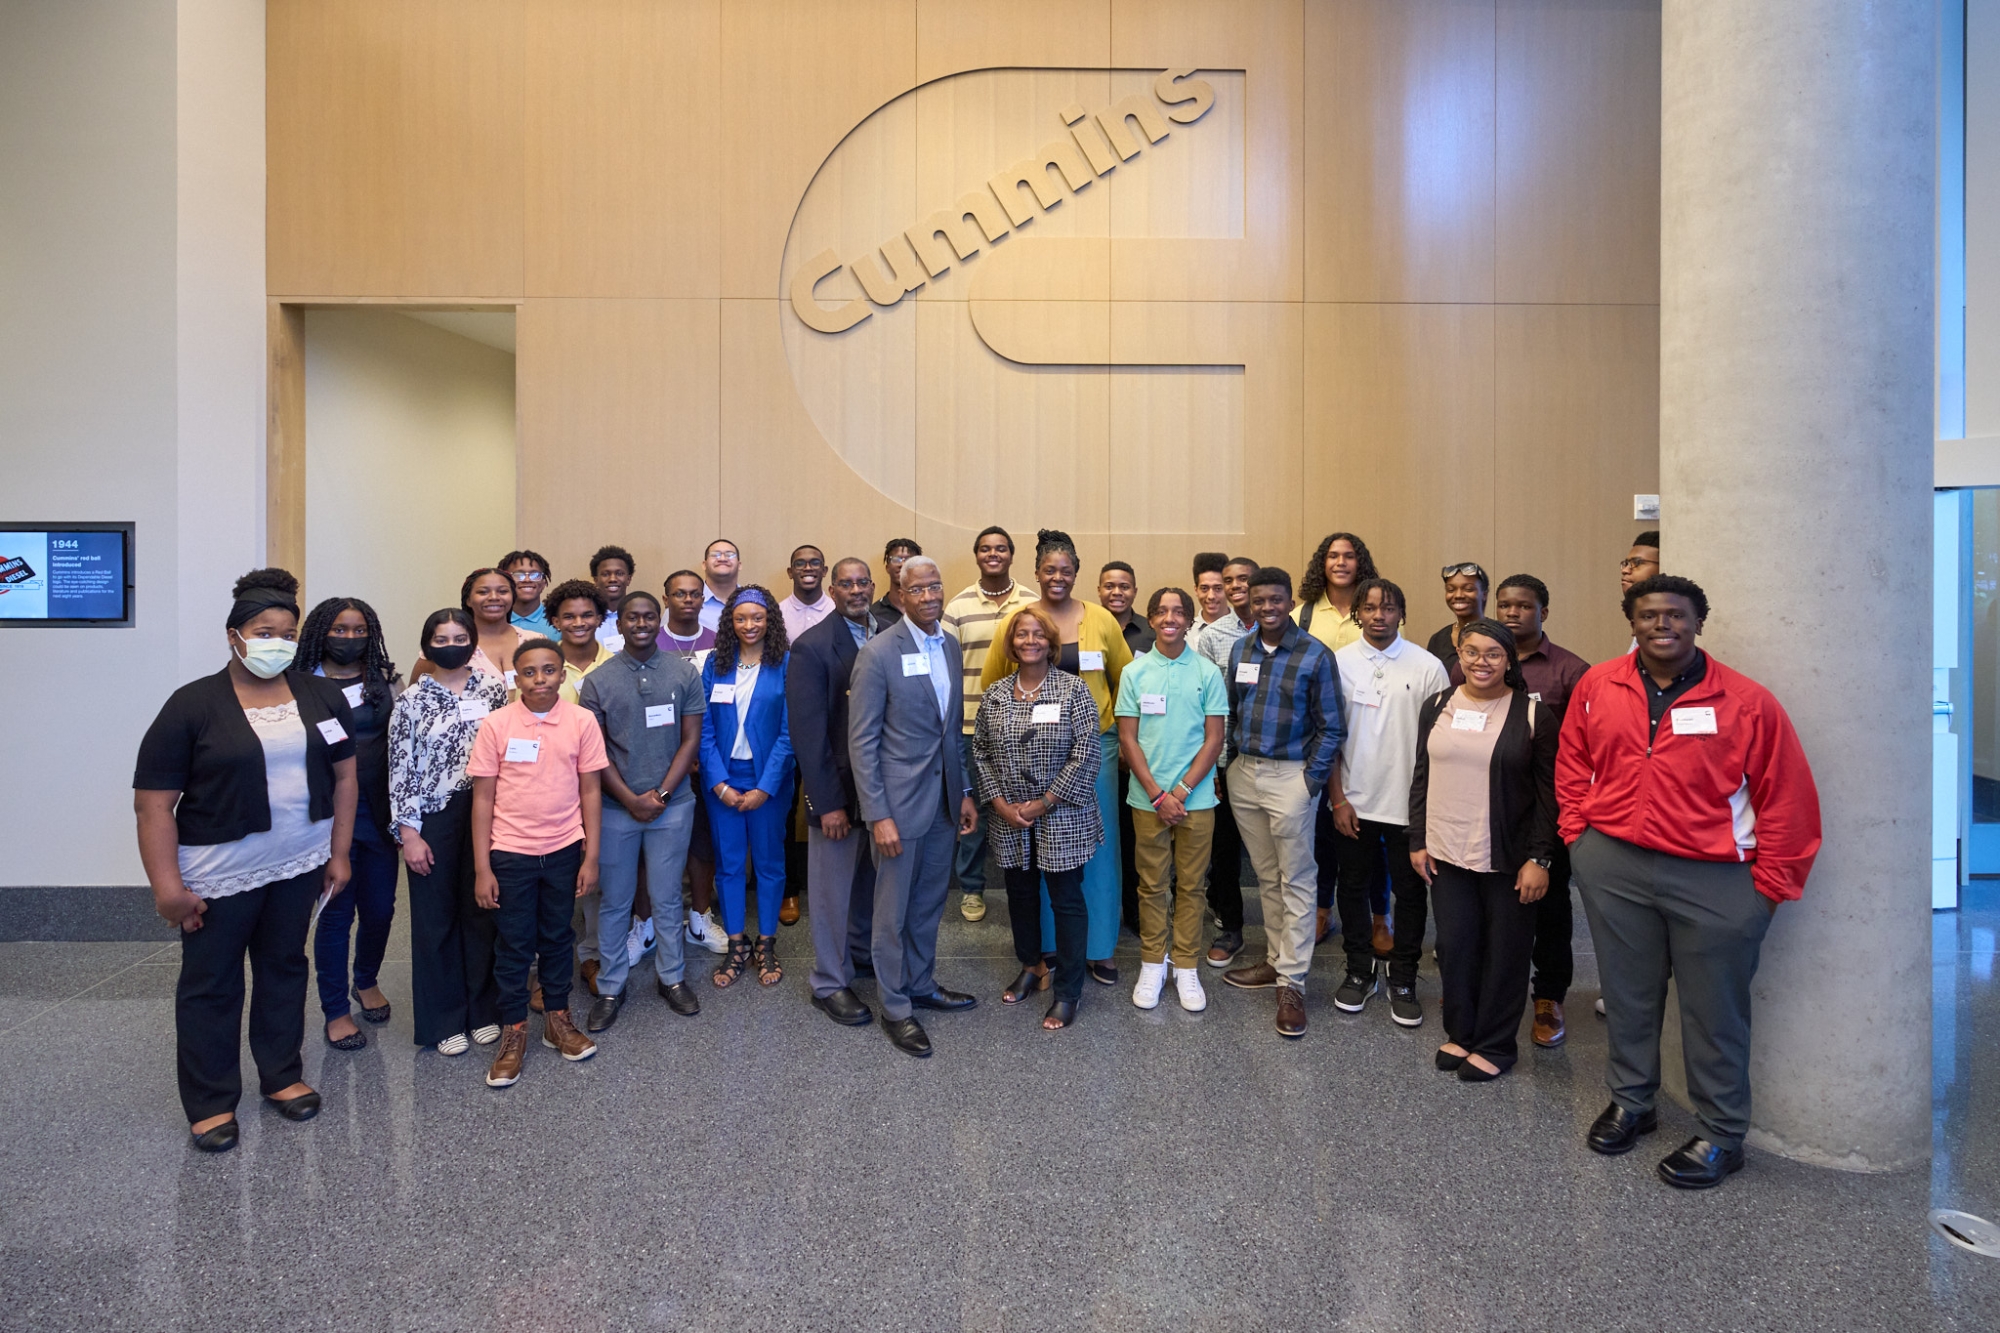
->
[[323, 636, 369, 666], [425, 642, 474, 671]]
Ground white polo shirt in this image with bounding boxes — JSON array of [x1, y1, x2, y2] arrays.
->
[[1335, 634, 1449, 826]]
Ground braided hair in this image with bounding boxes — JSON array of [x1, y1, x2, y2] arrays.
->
[[295, 596, 400, 707], [712, 584, 790, 672], [1298, 532, 1380, 609]]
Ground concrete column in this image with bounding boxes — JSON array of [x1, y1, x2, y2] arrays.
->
[[1660, 3, 1935, 1170]]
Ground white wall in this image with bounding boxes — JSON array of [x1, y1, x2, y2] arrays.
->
[[303, 309, 516, 668], [1972, 0, 2000, 434]]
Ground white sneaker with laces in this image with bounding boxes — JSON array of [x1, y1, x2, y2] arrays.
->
[[1132, 960, 1169, 1009], [686, 908, 728, 955], [471, 1024, 501, 1045], [627, 917, 655, 967], [436, 1032, 470, 1056], [1173, 964, 1208, 1012]]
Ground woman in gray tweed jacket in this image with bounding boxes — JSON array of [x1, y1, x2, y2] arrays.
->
[[972, 604, 1103, 1030]]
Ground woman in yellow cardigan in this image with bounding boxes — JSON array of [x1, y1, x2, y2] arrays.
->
[[981, 529, 1134, 983]]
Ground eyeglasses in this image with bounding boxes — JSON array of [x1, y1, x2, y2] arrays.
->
[[1440, 563, 1486, 581], [1459, 648, 1509, 666], [1619, 557, 1658, 571], [906, 582, 944, 597], [832, 578, 871, 592], [512, 570, 546, 583]]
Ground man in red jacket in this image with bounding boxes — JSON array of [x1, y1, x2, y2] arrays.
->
[[1557, 574, 1821, 1190]]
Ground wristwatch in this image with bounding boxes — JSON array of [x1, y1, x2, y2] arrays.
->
[[1531, 856, 1553, 869]]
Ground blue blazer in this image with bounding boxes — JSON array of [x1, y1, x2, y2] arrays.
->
[[700, 650, 794, 797]]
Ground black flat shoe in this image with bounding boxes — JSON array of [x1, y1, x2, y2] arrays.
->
[[910, 986, 977, 1012], [586, 990, 625, 1033], [1001, 968, 1051, 1005], [812, 987, 873, 1026], [1042, 999, 1078, 1030], [266, 1090, 321, 1122], [883, 1015, 932, 1057], [351, 985, 391, 1025], [1435, 1047, 1466, 1071], [190, 1120, 239, 1153], [656, 979, 701, 1016], [1586, 1102, 1660, 1156], [1457, 1059, 1505, 1083], [1086, 960, 1118, 986], [324, 1022, 367, 1051], [1657, 1136, 1744, 1189]]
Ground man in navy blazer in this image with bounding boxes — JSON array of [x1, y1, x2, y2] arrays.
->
[[785, 558, 886, 1026], [847, 556, 980, 1056]]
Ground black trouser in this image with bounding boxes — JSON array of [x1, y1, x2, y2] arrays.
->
[[492, 840, 583, 1025], [1208, 767, 1245, 933], [1530, 839, 1574, 1003], [784, 767, 808, 903], [1430, 859, 1537, 1069], [174, 865, 320, 1123], [406, 789, 499, 1045], [1004, 842, 1088, 1003], [1313, 800, 1388, 915], [1336, 819, 1426, 986]]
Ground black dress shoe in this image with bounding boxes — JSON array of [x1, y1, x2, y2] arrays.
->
[[324, 1022, 367, 1051], [909, 986, 977, 1012], [191, 1120, 239, 1153], [812, 988, 873, 1026], [1586, 1102, 1660, 1156], [266, 1090, 321, 1123], [586, 990, 625, 1033], [656, 979, 700, 1016], [883, 1015, 932, 1057], [1435, 1048, 1467, 1071], [1657, 1136, 1745, 1189]]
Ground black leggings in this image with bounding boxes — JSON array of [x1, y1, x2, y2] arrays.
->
[[1430, 859, 1537, 1069], [1004, 842, 1088, 1003]]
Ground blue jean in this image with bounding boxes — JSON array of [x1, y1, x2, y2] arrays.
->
[[314, 803, 399, 1018], [1039, 730, 1122, 960], [705, 756, 793, 937], [596, 792, 695, 994], [953, 732, 989, 897], [492, 840, 584, 1025]]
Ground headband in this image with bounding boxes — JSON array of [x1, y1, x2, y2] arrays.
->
[[227, 586, 299, 630], [733, 589, 770, 610]]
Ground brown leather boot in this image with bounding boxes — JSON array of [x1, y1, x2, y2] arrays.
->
[[484, 1023, 528, 1087], [580, 958, 600, 997], [1533, 998, 1567, 1048], [1371, 914, 1394, 958], [542, 1009, 598, 1062]]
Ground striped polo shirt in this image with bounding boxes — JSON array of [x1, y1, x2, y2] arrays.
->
[[943, 579, 1038, 734]]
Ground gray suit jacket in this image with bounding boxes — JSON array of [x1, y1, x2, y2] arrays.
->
[[848, 617, 967, 840]]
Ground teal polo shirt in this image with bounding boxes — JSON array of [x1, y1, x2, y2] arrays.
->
[[1113, 644, 1230, 810]]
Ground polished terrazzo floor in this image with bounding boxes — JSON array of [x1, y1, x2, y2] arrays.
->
[[3, 885, 1998, 1331]]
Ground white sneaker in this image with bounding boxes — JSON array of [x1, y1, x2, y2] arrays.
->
[[1132, 960, 1169, 1009], [471, 1024, 501, 1045], [626, 917, 655, 968], [685, 908, 728, 955], [1173, 964, 1208, 1012], [436, 1032, 470, 1056], [1594, 996, 1607, 1017], [960, 893, 987, 922]]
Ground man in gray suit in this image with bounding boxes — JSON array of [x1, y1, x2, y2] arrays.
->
[[848, 556, 981, 1057]]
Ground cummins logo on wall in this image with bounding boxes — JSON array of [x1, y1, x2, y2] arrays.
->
[[779, 67, 1250, 536]]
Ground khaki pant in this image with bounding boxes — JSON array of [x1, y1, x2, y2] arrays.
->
[[1131, 806, 1216, 968], [1227, 755, 1319, 987]]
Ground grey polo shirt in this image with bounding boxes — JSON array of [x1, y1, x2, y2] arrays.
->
[[576, 648, 706, 799]]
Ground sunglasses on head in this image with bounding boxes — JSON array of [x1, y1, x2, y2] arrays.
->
[[1441, 562, 1487, 581]]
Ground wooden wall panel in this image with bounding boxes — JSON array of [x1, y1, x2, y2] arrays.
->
[[1493, 303, 1661, 663], [267, 0, 524, 297], [523, 0, 723, 299], [1303, 0, 1496, 303], [915, 0, 1111, 83], [1496, 0, 1661, 304], [514, 298, 720, 588], [266, 301, 306, 570]]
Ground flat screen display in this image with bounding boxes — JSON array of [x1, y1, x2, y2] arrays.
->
[[0, 523, 134, 626]]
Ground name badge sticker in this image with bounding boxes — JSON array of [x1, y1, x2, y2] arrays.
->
[[1671, 706, 1718, 736], [902, 653, 931, 677], [1235, 663, 1260, 686], [1030, 703, 1062, 725], [341, 683, 365, 709], [711, 683, 735, 705], [456, 698, 490, 724], [1451, 709, 1488, 732], [315, 718, 349, 745], [645, 703, 675, 728], [504, 670, 517, 691], [1351, 687, 1383, 708], [1139, 693, 1168, 715], [504, 737, 541, 763], [1077, 650, 1105, 672]]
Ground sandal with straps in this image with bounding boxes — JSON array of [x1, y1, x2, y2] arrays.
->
[[755, 935, 783, 987], [713, 935, 752, 988]]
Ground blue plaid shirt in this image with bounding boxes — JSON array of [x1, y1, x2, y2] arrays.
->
[[1225, 620, 1345, 792]]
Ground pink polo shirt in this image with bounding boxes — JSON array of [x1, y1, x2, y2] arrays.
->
[[466, 697, 609, 856]]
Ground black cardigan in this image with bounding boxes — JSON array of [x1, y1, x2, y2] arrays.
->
[[1407, 686, 1558, 873], [134, 667, 358, 846]]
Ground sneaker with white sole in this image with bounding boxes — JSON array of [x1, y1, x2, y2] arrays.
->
[[626, 917, 655, 968], [471, 1024, 501, 1045], [1595, 996, 1607, 1017], [1333, 966, 1380, 1013], [685, 908, 728, 955], [1173, 965, 1208, 1012], [1387, 983, 1423, 1027], [1132, 960, 1168, 1009], [960, 893, 987, 922], [436, 1032, 470, 1056]]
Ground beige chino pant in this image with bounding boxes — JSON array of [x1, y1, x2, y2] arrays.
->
[[1227, 755, 1319, 987], [1131, 806, 1216, 968]]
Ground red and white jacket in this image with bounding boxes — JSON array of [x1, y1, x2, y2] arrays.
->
[[1555, 653, 1821, 903]]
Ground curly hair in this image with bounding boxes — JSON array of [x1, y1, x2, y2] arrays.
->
[[542, 577, 607, 622], [589, 544, 635, 577], [294, 596, 400, 707], [1146, 586, 1195, 619], [1297, 532, 1380, 608], [226, 567, 301, 630], [1622, 573, 1708, 622], [712, 584, 790, 671]]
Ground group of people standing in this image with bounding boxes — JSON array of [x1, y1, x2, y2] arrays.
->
[[136, 525, 1822, 1192]]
